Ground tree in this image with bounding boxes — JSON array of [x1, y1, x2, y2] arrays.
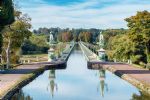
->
[[106, 34, 133, 61], [0, 0, 14, 27], [125, 10, 150, 63], [78, 32, 92, 43], [21, 34, 49, 54], [103, 29, 127, 48], [132, 91, 150, 100], [84, 32, 92, 43], [106, 11, 150, 65], [2, 10, 31, 68], [0, 0, 14, 53], [61, 31, 73, 42]]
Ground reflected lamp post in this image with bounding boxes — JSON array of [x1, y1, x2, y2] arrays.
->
[[47, 70, 58, 98], [98, 69, 108, 97]]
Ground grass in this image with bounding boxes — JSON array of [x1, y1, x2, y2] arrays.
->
[[132, 64, 144, 69], [20, 54, 48, 63], [22, 54, 47, 58]]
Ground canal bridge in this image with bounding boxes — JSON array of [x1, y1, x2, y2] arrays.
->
[[1, 41, 150, 99]]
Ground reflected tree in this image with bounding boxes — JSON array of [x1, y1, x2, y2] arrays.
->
[[11, 90, 33, 100], [131, 91, 150, 100], [97, 68, 108, 97]]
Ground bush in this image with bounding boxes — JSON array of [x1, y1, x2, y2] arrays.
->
[[139, 62, 146, 68], [131, 55, 143, 64]]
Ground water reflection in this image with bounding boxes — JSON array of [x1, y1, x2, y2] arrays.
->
[[97, 68, 108, 97], [131, 91, 150, 100], [10, 47, 150, 100], [11, 90, 33, 100], [47, 70, 58, 98]]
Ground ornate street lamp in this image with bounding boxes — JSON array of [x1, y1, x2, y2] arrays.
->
[[48, 32, 55, 62], [97, 31, 106, 61]]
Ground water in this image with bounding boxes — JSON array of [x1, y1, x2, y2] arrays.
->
[[11, 46, 149, 100]]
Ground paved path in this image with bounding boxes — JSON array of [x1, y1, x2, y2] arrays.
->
[[0, 61, 66, 99], [0, 64, 44, 98]]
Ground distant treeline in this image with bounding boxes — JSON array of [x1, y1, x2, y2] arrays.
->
[[22, 27, 127, 56], [33, 27, 127, 43]]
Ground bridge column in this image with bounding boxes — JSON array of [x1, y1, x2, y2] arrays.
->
[[98, 48, 106, 61], [48, 32, 55, 62], [48, 48, 55, 62]]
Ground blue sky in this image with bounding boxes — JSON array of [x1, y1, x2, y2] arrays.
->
[[16, 0, 150, 29]]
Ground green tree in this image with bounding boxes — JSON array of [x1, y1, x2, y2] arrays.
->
[[78, 32, 92, 43], [125, 10, 150, 63], [103, 29, 127, 49], [22, 34, 49, 54], [0, 0, 14, 27], [0, 0, 14, 53], [2, 10, 31, 68], [106, 34, 133, 61], [132, 91, 150, 100]]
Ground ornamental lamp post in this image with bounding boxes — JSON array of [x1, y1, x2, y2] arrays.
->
[[98, 31, 106, 61], [48, 32, 55, 62]]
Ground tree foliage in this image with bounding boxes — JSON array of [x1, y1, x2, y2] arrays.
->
[[0, 0, 14, 27], [125, 10, 150, 63], [33, 27, 101, 43], [79, 32, 92, 42], [106, 10, 150, 65], [22, 34, 49, 54], [1, 10, 32, 67], [0, 0, 14, 53]]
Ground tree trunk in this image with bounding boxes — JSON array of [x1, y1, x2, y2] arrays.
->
[[145, 44, 150, 63], [6, 38, 11, 69]]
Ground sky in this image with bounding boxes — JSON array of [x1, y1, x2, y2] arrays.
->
[[16, 0, 150, 29]]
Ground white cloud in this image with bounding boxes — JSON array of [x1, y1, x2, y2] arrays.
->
[[18, 0, 150, 29]]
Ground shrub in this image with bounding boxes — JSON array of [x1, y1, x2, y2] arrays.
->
[[131, 55, 143, 64], [139, 62, 146, 68]]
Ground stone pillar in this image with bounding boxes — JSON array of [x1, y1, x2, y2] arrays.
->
[[36, 56, 39, 62], [48, 48, 55, 62], [23, 60, 26, 64], [98, 48, 106, 61], [28, 59, 30, 63]]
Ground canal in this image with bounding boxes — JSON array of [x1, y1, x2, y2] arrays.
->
[[11, 45, 146, 100]]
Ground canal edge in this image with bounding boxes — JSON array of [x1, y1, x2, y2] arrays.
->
[[0, 65, 45, 100], [104, 65, 150, 95]]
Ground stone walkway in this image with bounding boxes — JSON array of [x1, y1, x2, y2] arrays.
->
[[0, 64, 44, 99]]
